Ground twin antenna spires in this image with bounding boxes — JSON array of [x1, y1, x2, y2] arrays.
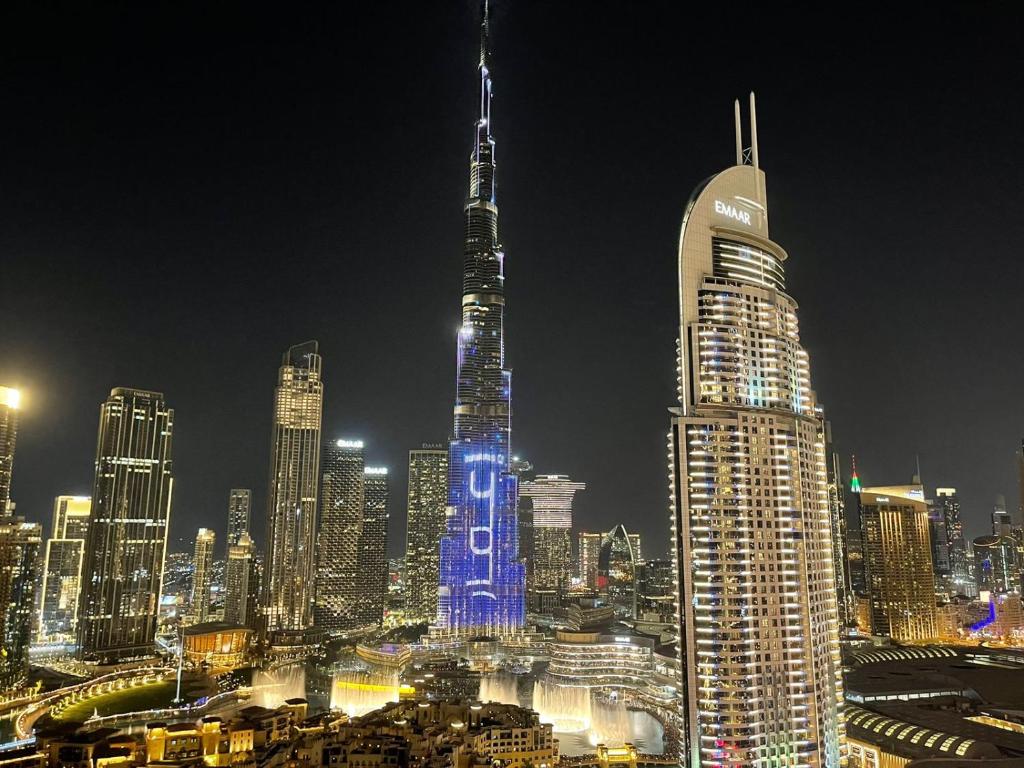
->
[[734, 92, 760, 169]]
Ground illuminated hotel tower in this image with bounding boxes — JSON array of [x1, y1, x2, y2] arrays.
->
[[263, 342, 323, 634], [437, 1, 525, 635], [519, 475, 585, 592], [78, 388, 174, 662], [668, 96, 844, 767]]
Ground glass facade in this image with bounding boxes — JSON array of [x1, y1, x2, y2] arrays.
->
[[437, 5, 525, 635]]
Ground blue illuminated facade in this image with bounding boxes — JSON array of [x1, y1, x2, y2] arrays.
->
[[436, 1, 525, 635]]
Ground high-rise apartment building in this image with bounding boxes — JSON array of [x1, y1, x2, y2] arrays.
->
[[519, 475, 585, 594], [935, 488, 973, 597], [577, 532, 602, 589], [263, 342, 323, 635], [0, 515, 41, 689], [667, 97, 844, 767], [437, 3, 525, 635], [191, 528, 216, 622], [315, 439, 365, 633], [227, 489, 251, 546], [0, 387, 20, 513], [38, 495, 91, 641], [858, 484, 937, 641], [823, 421, 849, 626], [357, 467, 390, 627], [974, 535, 1017, 594], [77, 388, 174, 662], [224, 532, 256, 628], [928, 498, 953, 600], [404, 445, 449, 623]]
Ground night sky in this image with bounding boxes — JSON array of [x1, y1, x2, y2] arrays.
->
[[1, 4, 1022, 558]]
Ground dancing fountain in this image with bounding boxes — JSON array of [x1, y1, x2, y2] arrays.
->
[[252, 665, 307, 709], [478, 672, 520, 705], [330, 670, 400, 718], [588, 694, 631, 746], [531, 678, 591, 732]]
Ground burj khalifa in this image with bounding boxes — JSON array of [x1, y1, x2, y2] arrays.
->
[[436, 0, 525, 636]]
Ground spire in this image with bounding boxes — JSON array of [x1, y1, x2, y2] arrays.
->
[[478, 0, 492, 132], [850, 455, 862, 493]]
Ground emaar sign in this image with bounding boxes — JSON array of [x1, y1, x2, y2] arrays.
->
[[714, 199, 752, 225]]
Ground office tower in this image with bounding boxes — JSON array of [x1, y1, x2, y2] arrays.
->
[[928, 498, 953, 600], [519, 475, 585, 597], [224, 532, 256, 627], [974, 535, 1017, 594], [993, 495, 1013, 537], [935, 488, 973, 597], [77, 388, 174, 662], [38, 496, 91, 641], [227, 489, 251, 546], [0, 387, 19, 512], [404, 445, 449, 623], [823, 421, 849, 626], [315, 439, 364, 633], [437, 2, 525, 636], [667, 97, 844, 768], [263, 341, 323, 635], [858, 484, 937, 641], [191, 528, 216, 622], [0, 515, 41, 689], [598, 524, 638, 619], [577, 532, 602, 589], [357, 467, 390, 627]]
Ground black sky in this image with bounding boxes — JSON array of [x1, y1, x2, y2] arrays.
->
[[1, 3, 1022, 558]]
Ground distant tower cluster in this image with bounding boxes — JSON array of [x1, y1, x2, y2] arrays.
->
[[404, 445, 449, 624], [77, 388, 174, 662], [263, 342, 323, 635], [667, 98, 844, 767]]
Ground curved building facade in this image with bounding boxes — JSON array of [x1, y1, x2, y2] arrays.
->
[[668, 96, 844, 767]]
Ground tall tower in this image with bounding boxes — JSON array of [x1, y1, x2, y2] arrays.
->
[[0, 516, 41, 689], [191, 528, 216, 622], [437, 0, 525, 635], [315, 439, 365, 633], [227, 489, 251, 546], [668, 96, 844, 768], [77, 388, 174, 662], [0, 387, 20, 512], [404, 444, 449, 623], [936, 487, 972, 597], [263, 342, 323, 634], [519, 475, 585, 595], [224, 531, 256, 628], [357, 467, 390, 627], [38, 495, 91, 642]]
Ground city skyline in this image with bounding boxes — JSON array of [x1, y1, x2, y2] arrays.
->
[[1, 5, 1022, 555]]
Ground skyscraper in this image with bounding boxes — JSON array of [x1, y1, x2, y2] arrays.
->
[[577, 532, 602, 589], [858, 484, 937, 641], [667, 97, 844, 767], [77, 388, 174, 662], [38, 495, 91, 642], [823, 420, 849, 627], [973, 535, 1017, 594], [263, 341, 323, 635], [224, 531, 256, 628], [404, 445, 449, 623], [519, 475, 585, 596], [598, 524, 638, 619], [357, 467, 389, 627], [927, 497, 953, 600], [315, 439, 364, 634], [0, 387, 20, 513], [191, 528, 216, 622], [0, 515, 41, 689], [437, 1, 525, 636], [936, 487, 973, 597], [227, 489, 251, 546]]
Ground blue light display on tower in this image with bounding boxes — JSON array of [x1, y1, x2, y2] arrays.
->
[[435, 1, 525, 635]]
